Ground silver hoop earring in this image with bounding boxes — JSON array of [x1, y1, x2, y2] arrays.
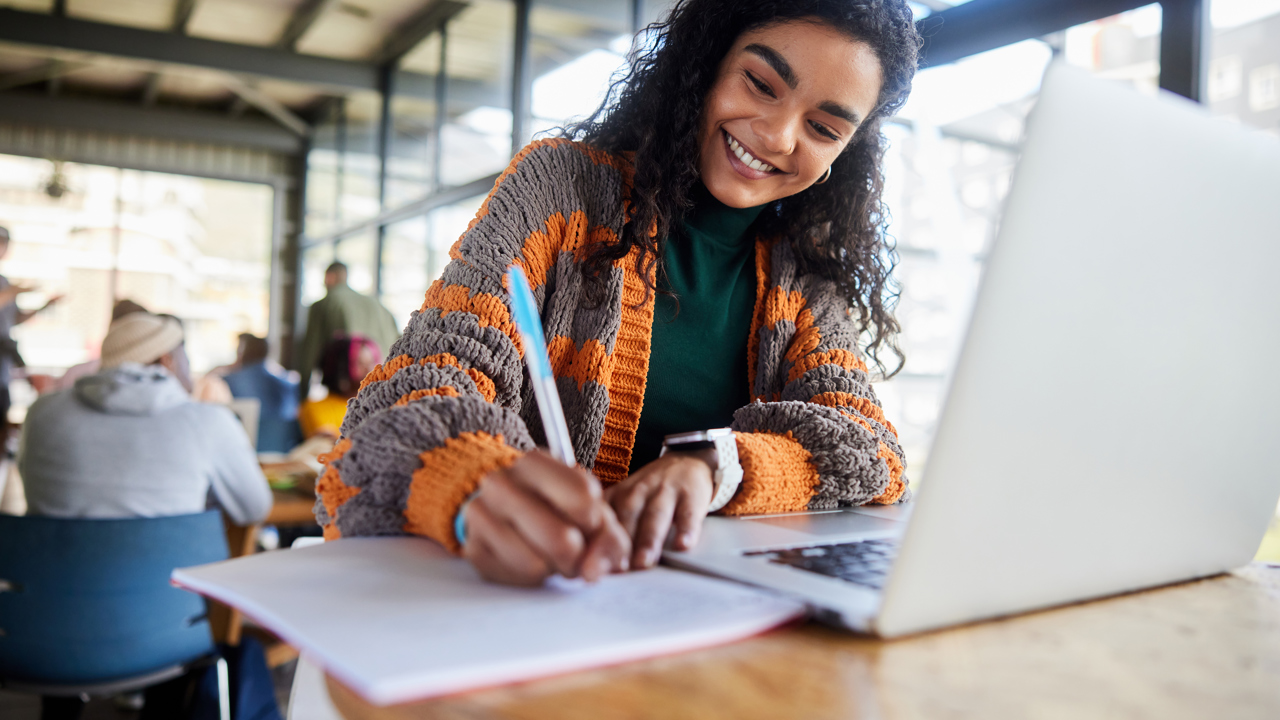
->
[[815, 166, 832, 185]]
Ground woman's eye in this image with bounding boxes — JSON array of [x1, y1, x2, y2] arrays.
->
[[811, 121, 839, 141], [746, 71, 774, 98]]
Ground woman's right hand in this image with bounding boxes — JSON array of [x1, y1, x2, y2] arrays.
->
[[462, 450, 632, 586]]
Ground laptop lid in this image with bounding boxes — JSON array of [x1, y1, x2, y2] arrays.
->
[[874, 63, 1280, 637]]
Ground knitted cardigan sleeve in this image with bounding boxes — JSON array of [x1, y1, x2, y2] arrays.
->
[[724, 239, 910, 515], [313, 140, 591, 551]]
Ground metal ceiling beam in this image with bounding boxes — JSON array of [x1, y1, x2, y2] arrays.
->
[[302, 171, 500, 248], [0, 60, 88, 92], [536, 0, 634, 32], [136, 0, 199, 108], [141, 73, 163, 105], [0, 7, 379, 93], [915, 0, 1155, 68], [172, 0, 199, 33], [374, 0, 468, 65], [277, 0, 338, 51], [223, 76, 312, 136], [0, 91, 303, 153], [394, 71, 502, 110]]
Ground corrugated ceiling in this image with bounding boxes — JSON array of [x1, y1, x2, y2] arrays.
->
[[0, 0, 641, 144]]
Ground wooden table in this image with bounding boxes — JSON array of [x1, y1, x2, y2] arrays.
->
[[214, 487, 317, 650], [325, 563, 1280, 720], [265, 488, 320, 526]]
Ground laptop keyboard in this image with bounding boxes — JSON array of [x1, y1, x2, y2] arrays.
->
[[745, 538, 899, 590]]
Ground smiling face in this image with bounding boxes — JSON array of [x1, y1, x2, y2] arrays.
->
[[697, 20, 884, 209]]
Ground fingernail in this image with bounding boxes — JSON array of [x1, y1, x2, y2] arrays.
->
[[593, 555, 610, 579], [679, 533, 694, 549], [645, 548, 660, 567], [618, 556, 630, 573]]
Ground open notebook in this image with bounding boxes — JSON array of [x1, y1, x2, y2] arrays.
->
[[172, 536, 805, 705]]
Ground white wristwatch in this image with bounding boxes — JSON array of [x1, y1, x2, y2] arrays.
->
[[660, 428, 743, 513]]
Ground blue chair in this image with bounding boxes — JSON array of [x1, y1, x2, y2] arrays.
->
[[0, 510, 231, 718]]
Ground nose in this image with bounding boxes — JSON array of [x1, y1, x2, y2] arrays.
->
[[753, 107, 801, 157]]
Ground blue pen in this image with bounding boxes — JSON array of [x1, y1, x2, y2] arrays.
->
[[506, 265, 576, 467]]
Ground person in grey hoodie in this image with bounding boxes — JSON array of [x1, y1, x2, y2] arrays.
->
[[19, 312, 272, 525]]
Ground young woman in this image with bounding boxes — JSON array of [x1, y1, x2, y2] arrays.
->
[[298, 335, 380, 439], [316, 0, 921, 586]]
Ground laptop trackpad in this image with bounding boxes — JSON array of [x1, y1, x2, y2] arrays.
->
[[748, 511, 901, 538]]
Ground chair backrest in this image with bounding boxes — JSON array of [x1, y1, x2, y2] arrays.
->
[[227, 397, 261, 450], [0, 510, 230, 685]]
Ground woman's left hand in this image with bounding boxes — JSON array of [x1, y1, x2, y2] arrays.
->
[[605, 451, 715, 570]]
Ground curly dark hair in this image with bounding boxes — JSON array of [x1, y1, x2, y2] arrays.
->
[[563, 0, 921, 375]]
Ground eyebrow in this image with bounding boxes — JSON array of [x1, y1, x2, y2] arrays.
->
[[819, 100, 861, 126], [744, 43, 797, 89], [743, 43, 862, 127]]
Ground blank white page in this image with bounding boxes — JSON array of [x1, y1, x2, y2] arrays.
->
[[173, 536, 805, 705]]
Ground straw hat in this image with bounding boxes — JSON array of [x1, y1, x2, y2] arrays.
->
[[100, 313, 184, 368]]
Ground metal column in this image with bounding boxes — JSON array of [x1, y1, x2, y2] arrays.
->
[[1158, 0, 1210, 102], [510, 0, 532, 157], [374, 62, 395, 296]]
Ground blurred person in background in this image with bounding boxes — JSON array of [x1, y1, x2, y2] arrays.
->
[[296, 262, 398, 400], [19, 311, 271, 524], [223, 333, 302, 454], [158, 314, 237, 405], [42, 306, 236, 404], [298, 334, 379, 440], [0, 224, 62, 437], [30, 298, 149, 395]]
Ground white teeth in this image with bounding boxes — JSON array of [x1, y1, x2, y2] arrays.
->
[[725, 132, 775, 173]]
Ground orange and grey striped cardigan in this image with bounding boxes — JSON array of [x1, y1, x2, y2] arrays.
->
[[315, 138, 909, 552]]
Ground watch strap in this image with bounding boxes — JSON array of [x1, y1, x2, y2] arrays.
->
[[660, 429, 742, 513], [705, 434, 742, 513]]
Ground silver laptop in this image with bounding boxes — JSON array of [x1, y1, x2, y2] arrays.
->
[[664, 62, 1280, 638]]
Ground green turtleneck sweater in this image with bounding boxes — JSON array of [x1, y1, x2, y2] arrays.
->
[[628, 187, 766, 474]]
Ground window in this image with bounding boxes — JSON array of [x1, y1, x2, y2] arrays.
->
[[876, 37, 1054, 473], [529, 0, 631, 137], [1209, 55, 1244, 102], [381, 216, 431, 326], [300, 243, 334, 308], [1062, 3, 1162, 96], [1249, 63, 1280, 112], [307, 106, 342, 238], [0, 154, 273, 414], [340, 92, 385, 222], [877, 4, 1174, 477], [440, 0, 515, 185], [380, 195, 485, 329], [1208, 1, 1280, 133], [334, 229, 378, 296], [391, 31, 444, 207]]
